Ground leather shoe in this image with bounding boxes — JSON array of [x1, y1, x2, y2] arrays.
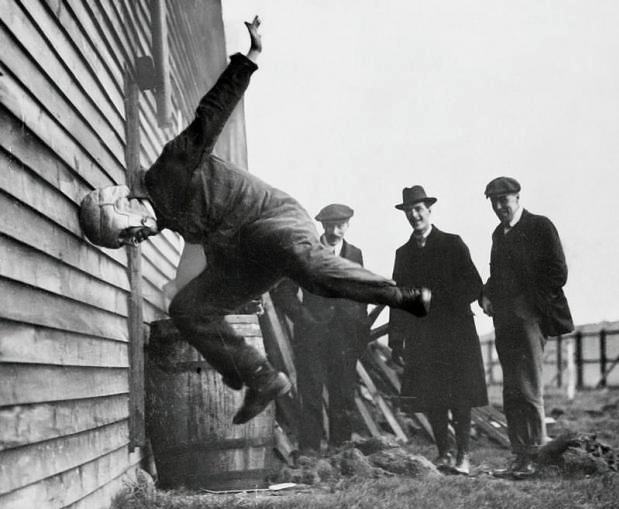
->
[[493, 455, 537, 479], [399, 287, 431, 317], [492, 455, 521, 478], [434, 452, 454, 472], [232, 371, 291, 425], [452, 454, 470, 475], [512, 458, 537, 480]]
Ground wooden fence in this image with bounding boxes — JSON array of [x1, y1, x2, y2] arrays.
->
[[480, 328, 619, 391], [368, 306, 619, 392]]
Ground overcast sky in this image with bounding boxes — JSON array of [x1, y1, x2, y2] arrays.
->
[[222, 1, 619, 333]]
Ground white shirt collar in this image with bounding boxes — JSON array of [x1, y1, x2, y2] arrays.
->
[[413, 224, 433, 239], [321, 235, 344, 256], [412, 225, 432, 247], [508, 206, 523, 228]]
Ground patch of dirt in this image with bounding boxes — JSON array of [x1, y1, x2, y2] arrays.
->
[[271, 436, 441, 486]]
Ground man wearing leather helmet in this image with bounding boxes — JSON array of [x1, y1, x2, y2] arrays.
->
[[79, 17, 431, 425]]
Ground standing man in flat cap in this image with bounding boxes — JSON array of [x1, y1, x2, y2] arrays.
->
[[272, 204, 372, 453], [480, 177, 573, 479], [390, 186, 488, 475]]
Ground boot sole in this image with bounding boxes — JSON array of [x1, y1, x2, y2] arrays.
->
[[232, 374, 291, 425]]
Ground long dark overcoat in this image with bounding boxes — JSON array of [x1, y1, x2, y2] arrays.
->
[[484, 209, 574, 337], [390, 227, 488, 411]]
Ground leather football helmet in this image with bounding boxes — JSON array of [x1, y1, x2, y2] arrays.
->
[[79, 185, 156, 248]]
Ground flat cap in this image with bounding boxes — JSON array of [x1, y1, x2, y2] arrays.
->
[[484, 176, 521, 198], [315, 203, 354, 222]]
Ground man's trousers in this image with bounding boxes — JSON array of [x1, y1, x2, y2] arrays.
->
[[294, 327, 365, 451], [493, 298, 547, 456], [168, 238, 403, 389]]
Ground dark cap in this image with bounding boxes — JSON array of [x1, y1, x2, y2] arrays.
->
[[395, 186, 437, 210], [485, 177, 521, 198], [315, 203, 354, 222]]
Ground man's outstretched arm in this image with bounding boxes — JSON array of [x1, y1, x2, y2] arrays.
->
[[153, 15, 262, 171], [190, 15, 262, 154]]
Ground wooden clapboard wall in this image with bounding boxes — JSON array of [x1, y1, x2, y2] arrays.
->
[[0, 1, 248, 507]]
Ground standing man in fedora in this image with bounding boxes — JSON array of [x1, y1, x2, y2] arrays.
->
[[480, 177, 573, 479], [272, 204, 372, 453], [390, 186, 488, 475]]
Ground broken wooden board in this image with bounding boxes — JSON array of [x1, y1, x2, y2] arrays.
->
[[357, 362, 408, 442], [354, 391, 382, 438], [364, 343, 435, 441], [471, 406, 510, 449]]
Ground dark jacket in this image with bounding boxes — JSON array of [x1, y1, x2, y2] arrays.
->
[[390, 227, 488, 411], [144, 53, 315, 254], [273, 240, 370, 345], [484, 209, 574, 337]]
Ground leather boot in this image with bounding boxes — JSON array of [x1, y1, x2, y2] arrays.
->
[[452, 453, 471, 475], [493, 454, 536, 479], [221, 373, 243, 391], [232, 363, 291, 425], [434, 452, 454, 472], [399, 287, 432, 317]]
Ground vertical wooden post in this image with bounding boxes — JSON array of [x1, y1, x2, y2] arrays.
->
[[566, 337, 576, 400], [125, 68, 145, 450], [487, 341, 495, 385], [599, 329, 607, 388], [575, 331, 583, 390], [556, 335, 563, 388], [151, 0, 172, 126]]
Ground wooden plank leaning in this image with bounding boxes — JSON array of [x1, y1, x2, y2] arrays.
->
[[470, 407, 510, 449], [354, 391, 382, 438], [365, 342, 435, 441], [357, 361, 408, 442], [258, 292, 300, 456]]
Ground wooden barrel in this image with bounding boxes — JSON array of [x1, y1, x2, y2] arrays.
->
[[145, 316, 275, 490]]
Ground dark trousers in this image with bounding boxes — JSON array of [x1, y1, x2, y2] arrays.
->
[[427, 406, 471, 458], [294, 329, 364, 451], [168, 263, 270, 386], [168, 244, 403, 388], [494, 299, 547, 456], [163, 57, 405, 387]]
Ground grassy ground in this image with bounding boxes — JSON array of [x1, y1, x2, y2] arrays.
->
[[113, 387, 619, 509]]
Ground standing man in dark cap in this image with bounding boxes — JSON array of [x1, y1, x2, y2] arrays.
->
[[390, 186, 488, 475], [272, 204, 372, 453], [480, 177, 573, 479]]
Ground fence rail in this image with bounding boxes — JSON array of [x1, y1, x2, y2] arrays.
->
[[367, 305, 619, 392], [481, 328, 619, 390]]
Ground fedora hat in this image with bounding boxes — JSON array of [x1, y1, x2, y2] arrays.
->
[[395, 186, 437, 210]]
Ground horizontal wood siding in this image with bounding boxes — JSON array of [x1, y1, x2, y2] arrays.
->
[[1, 447, 141, 509], [0, 0, 237, 507]]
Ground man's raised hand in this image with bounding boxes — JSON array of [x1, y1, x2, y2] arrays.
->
[[245, 15, 262, 60]]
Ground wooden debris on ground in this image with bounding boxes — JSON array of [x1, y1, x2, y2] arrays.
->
[[356, 361, 408, 442], [262, 298, 512, 453], [470, 406, 510, 449], [361, 340, 435, 441], [537, 432, 618, 471]]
